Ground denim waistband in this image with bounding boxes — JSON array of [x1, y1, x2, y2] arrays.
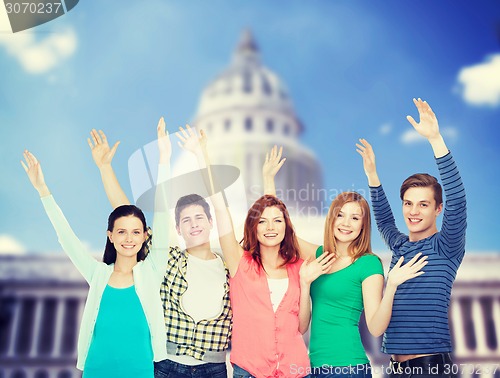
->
[[390, 353, 452, 375], [166, 342, 227, 363]]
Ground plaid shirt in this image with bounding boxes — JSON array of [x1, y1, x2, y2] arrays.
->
[[160, 246, 232, 360]]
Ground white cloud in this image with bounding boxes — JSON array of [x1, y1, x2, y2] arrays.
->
[[0, 27, 77, 74], [379, 123, 392, 135], [401, 129, 422, 144], [0, 234, 26, 254], [401, 127, 458, 145], [441, 127, 458, 141], [457, 54, 500, 106]]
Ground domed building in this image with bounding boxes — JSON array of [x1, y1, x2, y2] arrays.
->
[[184, 30, 324, 214], [1, 30, 500, 378]]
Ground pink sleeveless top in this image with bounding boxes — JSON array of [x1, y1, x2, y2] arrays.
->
[[229, 252, 310, 378]]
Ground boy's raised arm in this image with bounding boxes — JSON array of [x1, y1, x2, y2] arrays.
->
[[357, 139, 406, 250], [406, 98, 448, 159], [148, 117, 174, 272], [356, 138, 380, 188], [407, 98, 466, 259]]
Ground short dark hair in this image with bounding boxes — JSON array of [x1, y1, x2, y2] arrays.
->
[[174, 194, 212, 226], [400, 173, 443, 207], [103, 205, 148, 265]]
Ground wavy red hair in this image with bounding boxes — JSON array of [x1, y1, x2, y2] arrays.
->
[[242, 195, 300, 269]]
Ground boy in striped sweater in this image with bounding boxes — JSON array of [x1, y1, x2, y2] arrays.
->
[[357, 98, 467, 378]]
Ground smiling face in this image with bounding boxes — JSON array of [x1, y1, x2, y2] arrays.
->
[[256, 206, 286, 249], [242, 195, 300, 269], [324, 192, 372, 260], [333, 201, 364, 247], [176, 204, 213, 248], [402, 186, 443, 241], [107, 215, 147, 260]]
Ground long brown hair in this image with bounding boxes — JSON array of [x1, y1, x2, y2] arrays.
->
[[103, 205, 148, 265], [324, 192, 372, 262], [242, 195, 300, 269]]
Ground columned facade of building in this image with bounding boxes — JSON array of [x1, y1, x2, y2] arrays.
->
[[1, 254, 500, 378]]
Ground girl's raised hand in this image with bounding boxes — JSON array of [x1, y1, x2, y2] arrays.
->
[[262, 145, 286, 179], [21, 150, 50, 197], [175, 125, 207, 157], [87, 129, 120, 168], [387, 252, 428, 288], [299, 251, 336, 285]]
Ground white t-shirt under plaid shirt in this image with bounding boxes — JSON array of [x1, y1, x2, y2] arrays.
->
[[160, 246, 232, 362]]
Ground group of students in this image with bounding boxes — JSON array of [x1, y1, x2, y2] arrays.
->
[[22, 98, 467, 378]]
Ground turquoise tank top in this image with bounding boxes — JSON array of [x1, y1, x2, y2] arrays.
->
[[83, 285, 153, 378]]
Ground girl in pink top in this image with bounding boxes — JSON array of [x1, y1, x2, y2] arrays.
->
[[175, 127, 335, 378]]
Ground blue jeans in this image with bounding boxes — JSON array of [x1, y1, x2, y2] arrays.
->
[[154, 359, 227, 378], [232, 363, 311, 378], [232, 364, 254, 378], [313, 363, 372, 378], [388, 353, 457, 378]]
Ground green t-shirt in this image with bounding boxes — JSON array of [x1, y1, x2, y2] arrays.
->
[[309, 246, 384, 367]]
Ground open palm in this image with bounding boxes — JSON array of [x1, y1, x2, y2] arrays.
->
[[87, 129, 120, 168], [262, 145, 286, 179], [356, 138, 377, 177], [21, 150, 47, 194], [299, 252, 336, 285], [406, 98, 440, 140], [387, 253, 428, 288], [176, 125, 207, 156]]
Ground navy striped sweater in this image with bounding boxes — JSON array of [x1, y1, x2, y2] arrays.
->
[[370, 152, 467, 354]]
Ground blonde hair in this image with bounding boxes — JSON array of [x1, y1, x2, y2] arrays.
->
[[324, 192, 372, 262]]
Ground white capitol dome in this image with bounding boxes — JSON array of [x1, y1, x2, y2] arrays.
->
[[196, 30, 298, 124], [173, 29, 324, 215]]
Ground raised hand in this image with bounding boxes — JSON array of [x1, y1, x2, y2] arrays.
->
[[157, 117, 172, 163], [387, 252, 428, 288], [87, 129, 120, 168], [356, 138, 380, 187], [175, 125, 207, 157], [406, 98, 440, 140], [21, 150, 50, 197], [262, 145, 286, 179], [299, 251, 336, 285], [356, 138, 377, 176]]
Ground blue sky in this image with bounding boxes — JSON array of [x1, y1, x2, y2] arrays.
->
[[0, 0, 499, 254]]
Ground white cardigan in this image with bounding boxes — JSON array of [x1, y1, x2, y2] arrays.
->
[[41, 195, 169, 370]]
